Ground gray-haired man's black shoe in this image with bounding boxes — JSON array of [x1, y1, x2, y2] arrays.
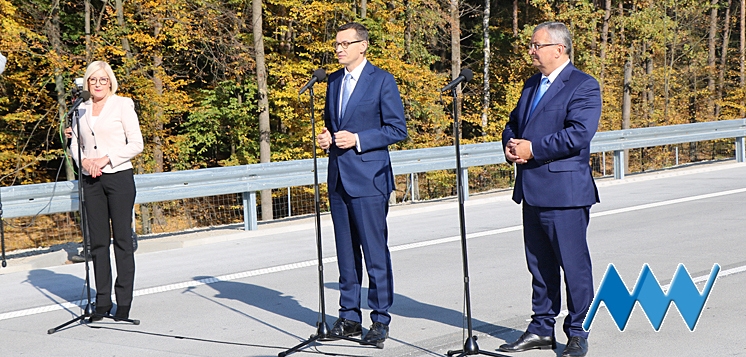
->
[[498, 331, 556, 352], [361, 322, 388, 348], [113, 305, 130, 321], [328, 318, 362, 340], [89, 304, 111, 322], [561, 336, 588, 357]]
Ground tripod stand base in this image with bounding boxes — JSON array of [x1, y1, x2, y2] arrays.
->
[[47, 313, 140, 334], [447, 336, 511, 357], [48, 314, 87, 334], [88, 315, 141, 325], [278, 321, 370, 357]]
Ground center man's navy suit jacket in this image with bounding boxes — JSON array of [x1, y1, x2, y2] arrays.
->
[[323, 62, 408, 198]]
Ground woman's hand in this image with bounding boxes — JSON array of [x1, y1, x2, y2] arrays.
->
[[83, 156, 110, 178]]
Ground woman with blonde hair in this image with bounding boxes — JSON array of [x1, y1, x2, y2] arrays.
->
[[70, 61, 143, 321]]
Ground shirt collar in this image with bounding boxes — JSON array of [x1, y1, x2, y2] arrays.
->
[[344, 58, 368, 81], [543, 59, 571, 84]]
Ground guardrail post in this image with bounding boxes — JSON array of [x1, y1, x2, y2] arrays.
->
[[613, 150, 625, 180], [242, 191, 258, 231], [461, 168, 469, 201], [736, 137, 745, 163], [410, 173, 420, 202], [287, 187, 292, 217]]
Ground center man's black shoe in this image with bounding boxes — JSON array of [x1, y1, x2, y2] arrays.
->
[[328, 318, 362, 339], [561, 336, 588, 357], [498, 331, 556, 352], [361, 322, 388, 348]]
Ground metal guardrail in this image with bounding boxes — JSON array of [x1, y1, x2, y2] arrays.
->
[[2, 119, 745, 230]]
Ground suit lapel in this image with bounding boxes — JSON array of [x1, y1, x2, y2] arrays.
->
[[79, 101, 93, 133], [339, 62, 374, 127], [525, 64, 575, 127], [520, 74, 541, 130], [328, 73, 342, 129]]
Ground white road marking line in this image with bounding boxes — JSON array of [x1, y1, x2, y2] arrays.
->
[[2, 188, 745, 321]]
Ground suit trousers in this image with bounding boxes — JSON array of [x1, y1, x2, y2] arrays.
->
[[329, 177, 394, 326], [522, 203, 593, 339], [82, 169, 137, 308]]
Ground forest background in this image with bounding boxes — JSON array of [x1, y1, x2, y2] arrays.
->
[[1, 0, 745, 232]]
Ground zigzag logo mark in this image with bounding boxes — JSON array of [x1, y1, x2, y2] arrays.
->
[[583, 263, 719, 331]]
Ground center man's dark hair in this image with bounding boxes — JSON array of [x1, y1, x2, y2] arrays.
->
[[338, 22, 369, 42]]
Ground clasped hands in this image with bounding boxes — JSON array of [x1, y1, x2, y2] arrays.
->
[[317, 128, 356, 150], [505, 138, 533, 164], [82, 157, 110, 178]]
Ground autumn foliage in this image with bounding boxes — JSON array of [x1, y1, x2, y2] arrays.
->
[[1, 0, 743, 183]]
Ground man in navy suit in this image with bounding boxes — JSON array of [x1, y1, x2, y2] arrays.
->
[[499, 22, 601, 357], [317, 22, 408, 346]]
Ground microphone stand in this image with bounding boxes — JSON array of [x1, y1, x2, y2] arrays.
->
[[48, 96, 139, 334], [279, 86, 365, 356], [445, 86, 509, 357]]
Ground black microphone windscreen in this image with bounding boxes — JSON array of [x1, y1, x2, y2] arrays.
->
[[461, 69, 473, 82], [313, 68, 327, 82], [81, 91, 91, 101]]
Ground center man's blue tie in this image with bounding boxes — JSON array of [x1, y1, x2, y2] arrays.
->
[[340, 73, 353, 119]]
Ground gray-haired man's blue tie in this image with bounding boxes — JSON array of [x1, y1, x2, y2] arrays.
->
[[529, 77, 550, 118]]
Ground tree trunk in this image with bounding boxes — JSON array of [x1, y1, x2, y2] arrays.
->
[[645, 43, 654, 126], [708, 0, 719, 120], [512, 0, 518, 37], [664, 2, 678, 123], [690, 66, 699, 160], [46, 1, 73, 182], [361, 0, 367, 19], [622, 52, 632, 174], [85, 0, 91, 63], [405, 0, 412, 61], [253, 0, 273, 221], [482, 0, 490, 135], [599, 0, 611, 95], [116, 0, 134, 64], [717, 0, 733, 119], [116, 0, 146, 233], [150, 20, 165, 227], [451, 0, 462, 133], [152, 48, 164, 172], [619, 1, 624, 40], [741, 0, 745, 117]]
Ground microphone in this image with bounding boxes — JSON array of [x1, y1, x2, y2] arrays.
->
[[440, 68, 474, 92], [65, 91, 91, 119], [299, 69, 326, 95]]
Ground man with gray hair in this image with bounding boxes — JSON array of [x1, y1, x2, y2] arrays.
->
[[499, 21, 600, 357]]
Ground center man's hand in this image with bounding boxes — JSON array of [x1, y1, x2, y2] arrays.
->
[[334, 130, 357, 150], [317, 127, 332, 150]]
